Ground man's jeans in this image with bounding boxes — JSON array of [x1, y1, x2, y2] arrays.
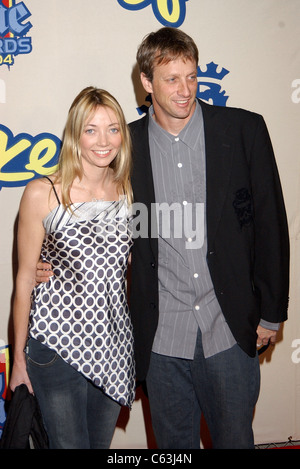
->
[[26, 337, 120, 449], [146, 331, 260, 449]]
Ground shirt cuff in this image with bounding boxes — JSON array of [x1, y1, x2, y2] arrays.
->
[[259, 319, 280, 331]]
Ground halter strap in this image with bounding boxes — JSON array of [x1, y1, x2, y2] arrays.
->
[[43, 176, 61, 205]]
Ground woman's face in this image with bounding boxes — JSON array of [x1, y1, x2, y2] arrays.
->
[[79, 105, 122, 171]]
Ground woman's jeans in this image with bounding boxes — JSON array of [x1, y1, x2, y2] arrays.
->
[[26, 337, 121, 449], [146, 331, 260, 449]]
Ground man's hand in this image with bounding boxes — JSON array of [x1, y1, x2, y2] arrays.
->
[[36, 261, 53, 284], [256, 325, 277, 348]]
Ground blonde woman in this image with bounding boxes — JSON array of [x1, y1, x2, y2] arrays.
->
[[10, 87, 135, 449]]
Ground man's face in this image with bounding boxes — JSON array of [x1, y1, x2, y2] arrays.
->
[[141, 57, 198, 134]]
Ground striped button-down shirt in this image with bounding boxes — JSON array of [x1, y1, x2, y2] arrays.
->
[[148, 100, 236, 359]]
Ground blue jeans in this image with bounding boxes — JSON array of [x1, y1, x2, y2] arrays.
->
[[146, 332, 260, 449], [26, 338, 121, 449]]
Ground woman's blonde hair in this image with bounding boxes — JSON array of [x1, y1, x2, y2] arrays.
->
[[55, 87, 132, 207]]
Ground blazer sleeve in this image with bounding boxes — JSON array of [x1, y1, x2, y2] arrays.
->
[[249, 115, 289, 323]]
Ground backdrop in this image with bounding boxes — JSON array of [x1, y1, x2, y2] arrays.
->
[[0, 0, 299, 448]]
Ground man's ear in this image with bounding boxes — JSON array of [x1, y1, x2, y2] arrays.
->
[[140, 73, 153, 94]]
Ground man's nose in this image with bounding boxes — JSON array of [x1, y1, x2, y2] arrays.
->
[[178, 79, 190, 96]]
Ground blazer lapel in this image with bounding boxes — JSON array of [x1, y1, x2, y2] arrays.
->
[[199, 100, 234, 246], [131, 114, 158, 259]]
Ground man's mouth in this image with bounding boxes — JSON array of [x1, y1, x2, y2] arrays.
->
[[174, 99, 190, 106]]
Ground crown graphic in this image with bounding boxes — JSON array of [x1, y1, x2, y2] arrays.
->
[[197, 62, 229, 81]]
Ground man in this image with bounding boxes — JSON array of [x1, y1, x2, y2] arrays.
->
[[37, 28, 289, 449], [128, 27, 289, 449]]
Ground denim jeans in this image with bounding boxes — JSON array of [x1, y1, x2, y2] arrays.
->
[[26, 338, 121, 449], [146, 331, 260, 449]]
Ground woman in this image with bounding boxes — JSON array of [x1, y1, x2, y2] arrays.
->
[[9, 87, 135, 449]]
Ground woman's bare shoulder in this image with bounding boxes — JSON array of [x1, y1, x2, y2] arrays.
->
[[20, 176, 59, 216]]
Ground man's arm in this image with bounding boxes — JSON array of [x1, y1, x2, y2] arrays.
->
[[251, 115, 289, 324]]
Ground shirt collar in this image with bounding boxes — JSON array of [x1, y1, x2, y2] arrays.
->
[[148, 100, 203, 153]]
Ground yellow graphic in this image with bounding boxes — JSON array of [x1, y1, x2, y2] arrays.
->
[[118, 0, 188, 27], [0, 125, 59, 187]]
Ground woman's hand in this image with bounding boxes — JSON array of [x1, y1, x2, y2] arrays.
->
[[10, 355, 34, 395]]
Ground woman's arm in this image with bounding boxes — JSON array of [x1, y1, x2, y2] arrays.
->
[[10, 179, 48, 393]]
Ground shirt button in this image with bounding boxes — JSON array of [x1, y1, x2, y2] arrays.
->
[[187, 237, 193, 242], [195, 305, 200, 311], [177, 163, 182, 168], [175, 137, 179, 141], [183, 200, 188, 205], [194, 273, 199, 278]]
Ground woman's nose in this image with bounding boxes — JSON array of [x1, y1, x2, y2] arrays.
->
[[97, 131, 108, 146]]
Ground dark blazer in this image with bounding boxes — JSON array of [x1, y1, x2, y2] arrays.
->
[[129, 99, 289, 381]]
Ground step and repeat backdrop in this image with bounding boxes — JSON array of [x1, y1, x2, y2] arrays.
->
[[0, 0, 299, 448]]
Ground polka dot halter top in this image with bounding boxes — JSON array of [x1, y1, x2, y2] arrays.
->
[[29, 180, 135, 407]]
